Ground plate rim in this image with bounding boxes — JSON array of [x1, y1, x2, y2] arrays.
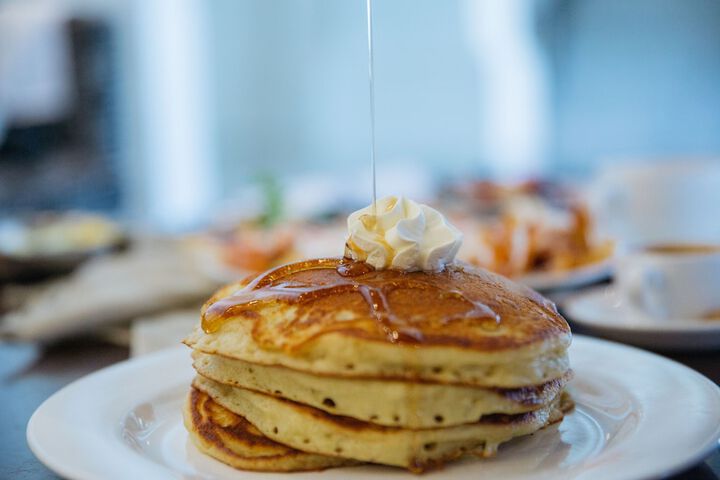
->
[[517, 258, 613, 291], [26, 347, 189, 480], [27, 335, 720, 480], [563, 286, 720, 333]]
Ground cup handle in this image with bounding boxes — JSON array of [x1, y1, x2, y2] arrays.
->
[[623, 267, 645, 307], [640, 268, 669, 319]]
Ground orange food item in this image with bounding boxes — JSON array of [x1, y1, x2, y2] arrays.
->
[[468, 203, 613, 277]]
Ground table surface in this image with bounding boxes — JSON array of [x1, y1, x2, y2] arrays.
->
[[1, 332, 719, 479]]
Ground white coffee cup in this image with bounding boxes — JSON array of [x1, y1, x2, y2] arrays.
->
[[591, 160, 720, 246], [615, 244, 720, 319]]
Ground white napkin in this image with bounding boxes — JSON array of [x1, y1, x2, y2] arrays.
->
[[1, 239, 221, 341], [129, 309, 198, 357]]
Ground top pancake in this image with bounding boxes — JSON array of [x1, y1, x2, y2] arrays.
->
[[185, 259, 571, 387]]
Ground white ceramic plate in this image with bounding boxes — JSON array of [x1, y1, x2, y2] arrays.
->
[[563, 287, 720, 350], [517, 258, 613, 292], [28, 335, 720, 480]]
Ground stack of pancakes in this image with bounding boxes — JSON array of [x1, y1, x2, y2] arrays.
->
[[183, 258, 573, 473]]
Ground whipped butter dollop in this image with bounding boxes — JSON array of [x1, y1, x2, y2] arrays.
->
[[345, 196, 463, 272]]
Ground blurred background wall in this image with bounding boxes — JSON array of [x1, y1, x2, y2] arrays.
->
[[1, 0, 720, 230]]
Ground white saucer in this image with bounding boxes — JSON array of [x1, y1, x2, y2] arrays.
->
[[517, 259, 613, 292], [27, 336, 720, 480], [562, 286, 720, 350]]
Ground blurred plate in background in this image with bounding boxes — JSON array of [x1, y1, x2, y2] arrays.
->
[[562, 286, 720, 351], [0, 212, 127, 282], [517, 257, 613, 292]]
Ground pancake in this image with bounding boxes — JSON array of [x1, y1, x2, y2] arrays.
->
[[183, 386, 355, 471], [184, 259, 571, 388], [192, 350, 572, 428], [184, 257, 574, 472], [193, 375, 571, 473]]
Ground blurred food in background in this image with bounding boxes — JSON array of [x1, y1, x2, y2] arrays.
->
[[448, 180, 614, 280], [0, 212, 124, 257], [188, 224, 296, 282], [214, 226, 295, 273], [0, 211, 126, 282], [185, 174, 347, 283], [188, 220, 349, 284]]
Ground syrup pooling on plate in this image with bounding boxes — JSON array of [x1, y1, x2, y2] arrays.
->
[[201, 258, 513, 349]]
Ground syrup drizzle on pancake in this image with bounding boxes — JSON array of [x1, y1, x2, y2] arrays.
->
[[202, 258, 502, 345]]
